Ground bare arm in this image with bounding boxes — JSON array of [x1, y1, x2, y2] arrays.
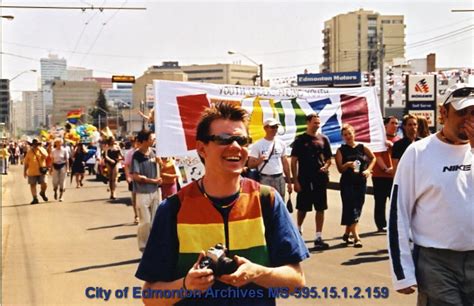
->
[[362, 146, 376, 178], [282, 156, 293, 193], [132, 172, 162, 185], [290, 156, 301, 192], [143, 252, 214, 306], [247, 156, 265, 169]]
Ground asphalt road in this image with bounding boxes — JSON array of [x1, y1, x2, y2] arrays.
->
[[1, 164, 416, 305]]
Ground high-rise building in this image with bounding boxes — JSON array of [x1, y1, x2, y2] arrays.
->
[[22, 91, 44, 131], [40, 54, 67, 126], [0, 80, 10, 135], [321, 9, 405, 73], [40, 54, 67, 87]]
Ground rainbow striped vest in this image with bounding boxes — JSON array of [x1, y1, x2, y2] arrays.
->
[[174, 178, 273, 278]]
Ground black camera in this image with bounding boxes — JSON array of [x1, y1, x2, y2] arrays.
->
[[198, 243, 238, 276]]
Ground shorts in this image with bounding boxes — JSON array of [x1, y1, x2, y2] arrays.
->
[[296, 185, 328, 212], [28, 175, 46, 185], [415, 245, 474, 305]]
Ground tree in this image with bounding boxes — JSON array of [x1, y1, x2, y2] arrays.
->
[[89, 89, 109, 128]]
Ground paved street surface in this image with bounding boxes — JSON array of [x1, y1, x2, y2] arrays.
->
[[2, 164, 416, 305]]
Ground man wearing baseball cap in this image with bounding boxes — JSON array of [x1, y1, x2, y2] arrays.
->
[[248, 118, 292, 198], [24, 139, 49, 204], [388, 83, 474, 305]]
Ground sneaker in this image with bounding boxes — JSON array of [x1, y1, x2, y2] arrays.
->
[[314, 238, 329, 250], [354, 240, 363, 248], [39, 191, 48, 202], [59, 197, 63, 202], [31, 198, 39, 205], [54, 190, 58, 200], [377, 227, 387, 233]]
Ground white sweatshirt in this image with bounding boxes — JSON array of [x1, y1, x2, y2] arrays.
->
[[388, 134, 474, 291]]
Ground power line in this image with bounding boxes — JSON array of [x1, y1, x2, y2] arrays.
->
[[0, 5, 145, 11], [79, 0, 128, 65]]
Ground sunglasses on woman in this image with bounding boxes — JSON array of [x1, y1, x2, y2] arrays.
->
[[204, 134, 252, 146]]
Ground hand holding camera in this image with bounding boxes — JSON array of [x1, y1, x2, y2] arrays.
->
[[198, 244, 238, 276]]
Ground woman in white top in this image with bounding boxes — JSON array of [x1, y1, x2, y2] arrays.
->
[[51, 138, 69, 202]]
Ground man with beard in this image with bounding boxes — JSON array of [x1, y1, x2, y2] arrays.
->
[[388, 84, 474, 305]]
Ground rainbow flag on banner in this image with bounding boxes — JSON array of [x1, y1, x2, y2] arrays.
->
[[154, 80, 386, 157], [66, 109, 82, 124]]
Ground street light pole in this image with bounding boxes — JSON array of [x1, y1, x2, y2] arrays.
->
[[95, 106, 108, 129], [9, 69, 37, 82], [227, 51, 263, 86]]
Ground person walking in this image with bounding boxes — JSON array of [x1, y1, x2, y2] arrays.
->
[[71, 142, 87, 188], [123, 137, 139, 224], [371, 116, 400, 232], [131, 130, 162, 252], [0, 143, 10, 175], [50, 138, 69, 202], [335, 124, 376, 248], [388, 83, 474, 305], [248, 118, 292, 198], [291, 112, 332, 249], [104, 136, 123, 199], [24, 139, 49, 204]]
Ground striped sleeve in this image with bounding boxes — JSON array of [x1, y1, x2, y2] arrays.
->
[[388, 146, 418, 291]]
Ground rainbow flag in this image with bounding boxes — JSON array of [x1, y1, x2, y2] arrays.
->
[[66, 109, 82, 124], [155, 80, 386, 157]]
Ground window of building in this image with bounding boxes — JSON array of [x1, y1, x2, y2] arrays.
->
[[368, 18, 377, 26], [392, 20, 403, 24], [188, 77, 224, 81], [382, 20, 391, 24], [184, 69, 224, 74]]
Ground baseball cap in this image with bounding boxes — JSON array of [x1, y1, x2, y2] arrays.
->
[[263, 118, 280, 127], [443, 84, 474, 111]]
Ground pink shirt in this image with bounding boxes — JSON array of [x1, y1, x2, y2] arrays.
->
[[124, 148, 136, 167]]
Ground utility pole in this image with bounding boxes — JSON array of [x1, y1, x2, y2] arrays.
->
[[379, 33, 385, 117]]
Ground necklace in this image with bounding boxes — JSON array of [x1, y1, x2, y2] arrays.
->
[[199, 179, 242, 209], [438, 129, 469, 145]]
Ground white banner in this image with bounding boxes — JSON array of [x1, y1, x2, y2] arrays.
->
[[154, 80, 386, 157]]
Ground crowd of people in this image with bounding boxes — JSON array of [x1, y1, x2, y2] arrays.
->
[[2, 83, 473, 305]]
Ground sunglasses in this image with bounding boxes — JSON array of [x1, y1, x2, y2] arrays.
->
[[444, 87, 474, 105], [204, 134, 252, 146], [455, 107, 474, 117], [266, 125, 279, 129]]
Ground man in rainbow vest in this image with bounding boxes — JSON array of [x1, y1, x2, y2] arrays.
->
[[136, 102, 309, 305]]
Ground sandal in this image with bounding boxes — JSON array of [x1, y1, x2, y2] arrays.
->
[[134, 216, 139, 224], [354, 240, 363, 248], [342, 233, 354, 244]]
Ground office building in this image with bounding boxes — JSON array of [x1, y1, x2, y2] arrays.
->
[[51, 80, 101, 124], [322, 9, 405, 73]]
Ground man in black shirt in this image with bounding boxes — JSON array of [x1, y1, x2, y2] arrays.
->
[[392, 114, 420, 173], [291, 113, 332, 249]]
